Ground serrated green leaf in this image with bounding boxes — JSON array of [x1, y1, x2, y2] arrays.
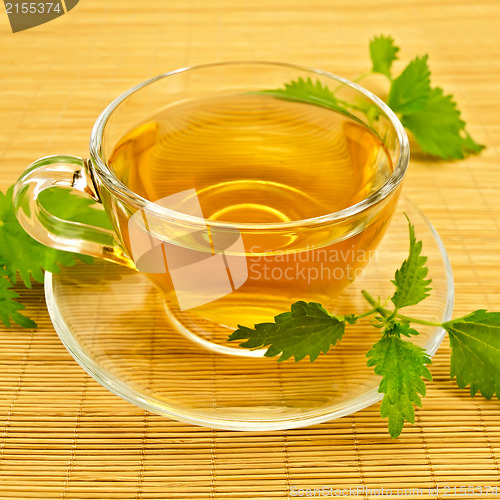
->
[[367, 334, 432, 438], [38, 187, 113, 230], [0, 185, 114, 328], [0, 186, 110, 287], [391, 215, 432, 309], [370, 35, 400, 78], [461, 131, 485, 154], [444, 310, 500, 400], [401, 87, 485, 160], [0, 187, 78, 286], [385, 322, 420, 338], [0, 274, 37, 328], [388, 55, 431, 115], [257, 77, 351, 115], [228, 301, 346, 362]]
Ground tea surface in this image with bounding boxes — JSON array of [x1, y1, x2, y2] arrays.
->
[[109, 94, 391, 223]]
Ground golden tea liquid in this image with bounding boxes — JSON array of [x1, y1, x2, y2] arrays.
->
[[109, 94, 395, 334]]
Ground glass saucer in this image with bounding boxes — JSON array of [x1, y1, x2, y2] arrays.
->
[[45, 197, 453, 431]]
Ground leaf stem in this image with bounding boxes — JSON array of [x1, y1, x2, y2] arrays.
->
[[356, 307, 380, 319], [361, 290, 443, 327], [352, 71, 373, 84], [334, 71, 373, 94], [394, 314, 443, 328], [361, 290, 389, 317], [361, 289, 377, 307]]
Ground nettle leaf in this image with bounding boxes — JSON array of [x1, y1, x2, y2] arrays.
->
[[444, 310, 500, 400], [257, 77, 352, 115], [0, 187, 80, 286], [38, 187, 113, 230], [228, 301, 346, 362], [0, 185, 113, 327], [401, 86, 485, 160], [388, 55, 431, 115], [0, 186, 110, 287], [370, 35, 400, 78], [391, 215, 432, 309], [367, 334, 432, 438], [0, 274, 37, 328], [385, 322, 420, 338]]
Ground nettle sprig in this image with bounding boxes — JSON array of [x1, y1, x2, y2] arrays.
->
[[229, 217, 500, 438], [259, 35, 484, 160]]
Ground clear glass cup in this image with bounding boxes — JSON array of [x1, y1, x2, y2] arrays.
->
[[13, 62, 409, 355]]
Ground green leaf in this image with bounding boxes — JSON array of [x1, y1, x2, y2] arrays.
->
[[38, 187, 113, 230], [0, 186, 109, 288], [257, 77, 353, 116], [401, 87, 485, 160], [0, 184, 114, 328], [388, 55, 431, 115], [0, 186, 81, 286], [461, 131, 486, 154], [370, 35, 400, 78], [444, 310, 500, 400], [228, 301, 346, 362], [386, 322, 420, 338], [0, 274, 37, 328], [367, 334, 432, 438], [391, 215, 432, 309]]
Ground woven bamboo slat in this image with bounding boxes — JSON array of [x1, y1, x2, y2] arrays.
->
[[1, 0, 499, 498]]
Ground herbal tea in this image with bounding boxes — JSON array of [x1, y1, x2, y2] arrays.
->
[[109, 93, 395, 335]]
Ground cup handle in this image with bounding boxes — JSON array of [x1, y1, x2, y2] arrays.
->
[[13, 155, 133, 268]]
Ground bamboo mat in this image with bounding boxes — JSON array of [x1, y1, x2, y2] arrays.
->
[[1, 0, 500, 498]]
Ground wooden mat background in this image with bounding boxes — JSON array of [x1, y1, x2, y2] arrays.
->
[[1, 1, 500, 498]]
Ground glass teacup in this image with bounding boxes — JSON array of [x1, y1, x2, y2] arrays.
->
[[14, 62, 409, 355]]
